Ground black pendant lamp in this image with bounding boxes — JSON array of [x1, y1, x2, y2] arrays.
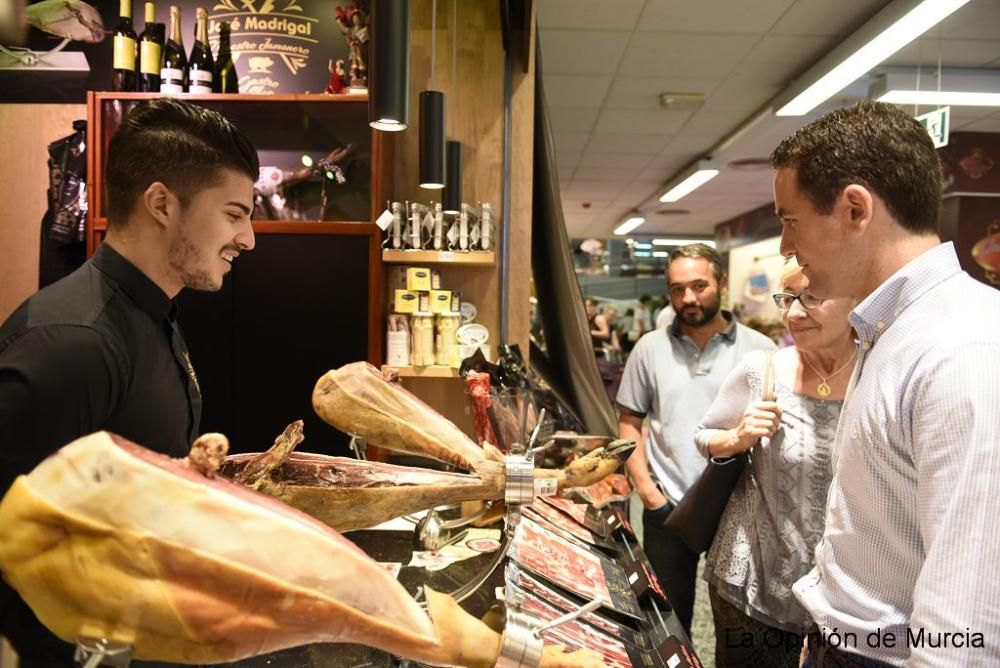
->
[[442, 0, 462, 213], [418, 0, 445, 189], [443, 140, 463, 214], [369, 0, 410, 131]]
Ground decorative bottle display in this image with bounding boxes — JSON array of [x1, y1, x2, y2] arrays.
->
[[160, 5, 187, 93], [111, 0, 136, 91], [213, 22, 239, 94], [188, 7, 214, 94], [137, 3, 161, 92]]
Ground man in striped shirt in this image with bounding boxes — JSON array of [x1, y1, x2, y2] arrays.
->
[[771, 101, 1000, 667]]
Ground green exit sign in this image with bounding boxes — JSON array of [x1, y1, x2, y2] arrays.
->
[[916, 106, 950, 148]]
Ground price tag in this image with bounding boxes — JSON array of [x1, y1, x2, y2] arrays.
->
[[375, 208, 394, 231], [440, 251, 455, 261], [533, 478, 557, 497], [628, 571, 639, 585]]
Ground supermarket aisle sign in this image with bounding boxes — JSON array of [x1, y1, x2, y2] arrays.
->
[[916, 106, 950, 149]]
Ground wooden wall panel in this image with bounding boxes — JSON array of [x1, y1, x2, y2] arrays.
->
[[0, 104, 86, 322], [391, 2, 534, 435]]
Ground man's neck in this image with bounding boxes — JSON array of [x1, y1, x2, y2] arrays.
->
[[857, 229, 940, 301], [103, 230, 182, 299], [681, 311, 728, 351]]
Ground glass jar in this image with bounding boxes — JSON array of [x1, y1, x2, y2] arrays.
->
[[410, 313, 435, 366]]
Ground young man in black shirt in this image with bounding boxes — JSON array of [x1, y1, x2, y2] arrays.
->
[[0, 97, 259, 666]]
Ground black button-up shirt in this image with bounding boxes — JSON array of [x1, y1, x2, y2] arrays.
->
[[0, 243, 202, 664]]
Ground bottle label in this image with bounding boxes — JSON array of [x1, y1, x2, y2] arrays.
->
[[190, 69, 212, 84], [140, 41, 161, 75], [160, 67, 184, 91], [113, 35, 136, 70]]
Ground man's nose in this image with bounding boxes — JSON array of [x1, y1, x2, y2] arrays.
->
[[236, 219, 256, 251], [779, 231, 794, 260]]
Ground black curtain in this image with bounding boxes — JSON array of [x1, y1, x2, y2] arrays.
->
[[530, 42, 616, 437]]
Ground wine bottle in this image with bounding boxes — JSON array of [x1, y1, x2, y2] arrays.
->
[[188, 7, 214, 94], [111, 0, 136, 91], [160, 5, 187, 94], [213, 21, 238, 94], [137, 2, 161, 92]]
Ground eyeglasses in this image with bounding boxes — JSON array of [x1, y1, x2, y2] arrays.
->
[[772, 291, 824, 311]]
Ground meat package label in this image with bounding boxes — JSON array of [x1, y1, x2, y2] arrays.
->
[[621, 551, 668, 604], [656, 635, 703, 668], [541, 495, 616, 538], [508, 566, 651, 649], [510, 583, 661, 668], [512, 516, 644, 619]]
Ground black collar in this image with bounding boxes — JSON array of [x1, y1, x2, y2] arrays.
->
[[92, 244, 176, 323]]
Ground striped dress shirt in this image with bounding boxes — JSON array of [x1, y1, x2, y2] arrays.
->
[[793, 242, 1000, 666]]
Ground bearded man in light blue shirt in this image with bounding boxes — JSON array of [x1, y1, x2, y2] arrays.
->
[[772, 101, 1000, 667]]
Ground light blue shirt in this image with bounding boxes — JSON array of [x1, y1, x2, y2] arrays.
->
[[617, 313, 775, 504], [793, 242, 1000, 666]]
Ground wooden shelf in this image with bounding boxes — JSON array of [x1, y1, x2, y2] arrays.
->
[[381, 365, 460, 378], [91, 219, 378, 235], [90, 92, 367, 103], [382, 250, 495, 265]]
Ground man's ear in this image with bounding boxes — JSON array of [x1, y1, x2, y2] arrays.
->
[[142, 182, 179, 229], [840, 184, 874, 234]]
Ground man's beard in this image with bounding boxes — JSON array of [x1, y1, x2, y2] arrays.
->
[[168, 230, 220, 292], [680, 295, 720, 327]]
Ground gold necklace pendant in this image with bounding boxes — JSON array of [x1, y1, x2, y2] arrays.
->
[[817, 380, 832, 397]]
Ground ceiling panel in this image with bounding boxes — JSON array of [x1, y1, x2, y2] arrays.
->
[[618, 32, 760, 78], [538, 0, 646, 31], [573, 165, 650, 182], [579, 150, 652, 169], [548, 107, 600, 133], [885, 39, 1000, 68], [637, 0, 796, 34], [537, 30, 631, 75], [553, 133, 590, 153], [604, 76, 722, 110], [542, 74, 613, 108], [586, 133, 674, 154], [565, 180, 628, 198], [594, 109, 692, 135], [935, 0, 1000, 40], [770, 0, 880, 37], [732, 34, 836, 84]]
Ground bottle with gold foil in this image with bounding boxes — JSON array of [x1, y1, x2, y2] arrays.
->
[[111, 0, 136, 91], [188, 8, 214, 94], [160, 5, 187, 93], [137, 2, 161, 92]]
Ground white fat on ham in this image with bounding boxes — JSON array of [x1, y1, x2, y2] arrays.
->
[[0, 431, 438, 664]]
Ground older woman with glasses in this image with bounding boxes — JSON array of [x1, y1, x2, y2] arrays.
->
[[694, 264, 857, 667]]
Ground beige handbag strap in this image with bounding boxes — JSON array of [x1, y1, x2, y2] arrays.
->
[[761, 350, 776, 402]]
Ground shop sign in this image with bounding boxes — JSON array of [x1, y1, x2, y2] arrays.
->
[[916, 106, 950, 149], [971, 221, 1000, 285], [170, 0, 358, 94]]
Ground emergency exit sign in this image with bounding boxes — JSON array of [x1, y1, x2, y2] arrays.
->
[[916, 106, 950, 148]]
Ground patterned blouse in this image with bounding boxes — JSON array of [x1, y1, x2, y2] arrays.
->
[[694, 349, 842, 632]]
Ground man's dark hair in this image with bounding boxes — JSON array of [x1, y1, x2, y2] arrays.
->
[[106, 97, 260, 227], [668, 243, 724, 283], [639, 295, 651, 304], [770, 101, 941, 235]]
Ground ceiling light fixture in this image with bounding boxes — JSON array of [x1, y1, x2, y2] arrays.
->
[[652, 251, 669, 258], [659, 159, 719, 203], [369, 0, 410, 131], [775, 0, 972, 116], [632, 242, 652, 250], [613, 216, 645, 236], [652, 238, 716, 248], [870, 67, 1000, 107]]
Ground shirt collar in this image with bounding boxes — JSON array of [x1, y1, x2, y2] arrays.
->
[[92, 243, 176, 323], [850, 241, 961, 346], [670, 309, 738, 342]]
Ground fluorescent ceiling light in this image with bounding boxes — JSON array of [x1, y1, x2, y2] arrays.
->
[[632, 242, 653, 250], [871, 68, 1000, 107], [659, 159, 719, 203], [776, 0, 972, 116], [613, 217, 645, 235], [633, 251, 651, 258], [652, 238, 716, 248], [652, 251, 669, 258]]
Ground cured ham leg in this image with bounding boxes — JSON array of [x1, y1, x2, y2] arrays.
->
[[0, 432, 604, 667], [224, 421, 636, 532]]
